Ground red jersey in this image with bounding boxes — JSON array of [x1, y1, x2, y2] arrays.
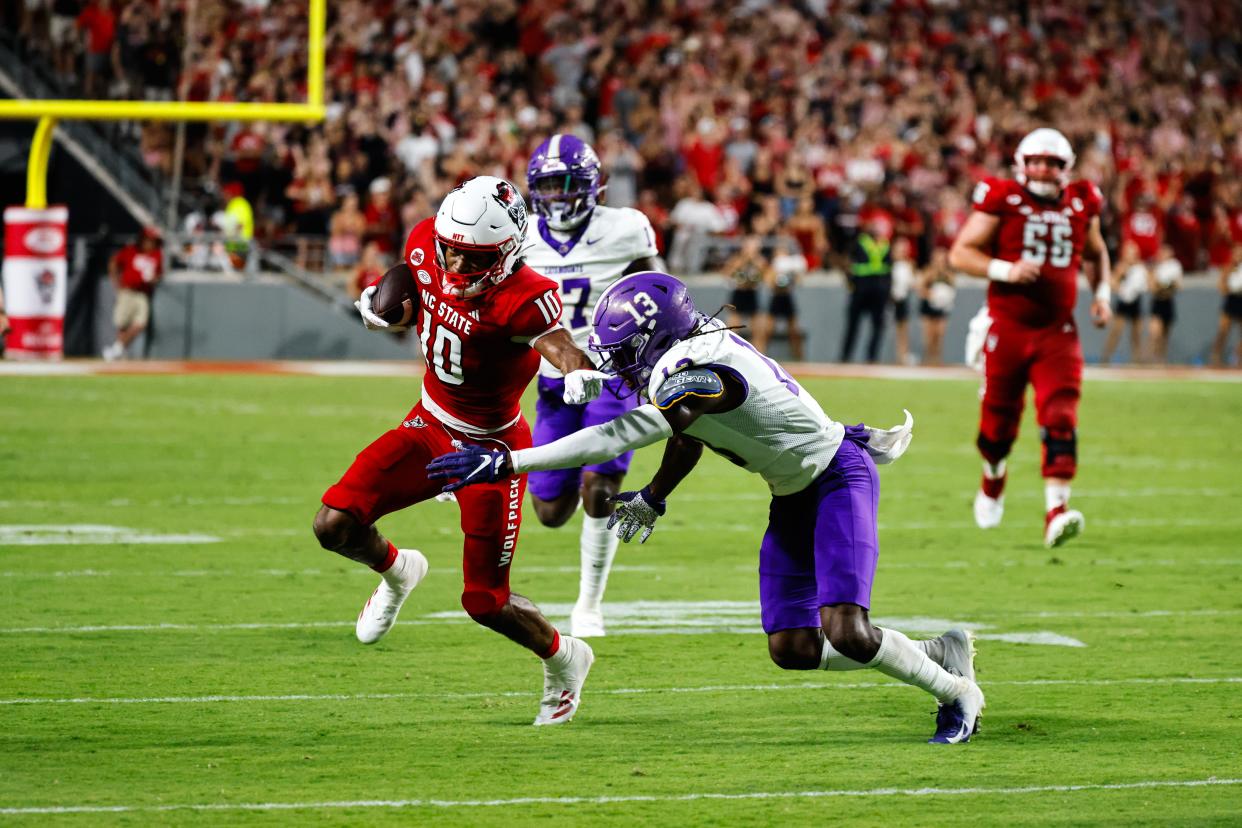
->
[[115, 245, 163, 294], [1121, 207, 1164, 261], [402, 219, 563, 434], [971, 177, 1103, 328]]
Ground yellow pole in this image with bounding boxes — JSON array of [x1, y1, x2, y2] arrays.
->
[[306, 0, 326, 108], [25, 116, 57, 209]]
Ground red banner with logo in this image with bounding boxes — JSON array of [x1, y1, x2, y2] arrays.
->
[[2, 206, 68, 359]]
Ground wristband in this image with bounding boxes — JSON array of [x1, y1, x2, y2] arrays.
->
[[1094, 281, 1111, 303], [986, 259, 1013, 282]]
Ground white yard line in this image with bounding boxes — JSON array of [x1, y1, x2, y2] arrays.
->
[[0, 777, 1238, 815], [0, 676, 1238, 707]]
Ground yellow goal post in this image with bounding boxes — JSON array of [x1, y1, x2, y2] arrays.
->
[[0, 0, 326, 209]]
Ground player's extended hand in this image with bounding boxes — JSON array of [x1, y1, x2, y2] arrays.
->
[[1008, 259, 1041, 284], [1090, 298, 1112, 328], [427, 445, 511, 492], [607, 486, 667, 544], [563, 369, 610, 405], [355, 285, 409, 332]]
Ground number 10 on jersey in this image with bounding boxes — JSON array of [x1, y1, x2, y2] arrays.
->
[[420, 309, 463, 385]]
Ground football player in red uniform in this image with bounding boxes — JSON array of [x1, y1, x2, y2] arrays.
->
[[313, 176, 608, 726], [949, 128, 1111, 548]]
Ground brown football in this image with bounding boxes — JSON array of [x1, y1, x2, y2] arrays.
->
[[370, 264, 417, 327]]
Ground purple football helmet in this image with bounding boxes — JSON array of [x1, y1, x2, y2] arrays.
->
[[527, 133, 603, 231], [590, 272, 700, 394]]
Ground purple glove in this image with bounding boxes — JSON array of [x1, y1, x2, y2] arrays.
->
[[426, 445, 510, 492]]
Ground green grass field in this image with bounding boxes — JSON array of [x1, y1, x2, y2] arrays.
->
[[2, 371, 1240, 825]]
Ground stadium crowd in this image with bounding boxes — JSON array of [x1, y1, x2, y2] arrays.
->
[[6, 0, 1242, 357]]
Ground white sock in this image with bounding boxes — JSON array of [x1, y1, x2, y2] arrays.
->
[[575, 515, 618, 611], [1045, 481, 1071, 512], [917, 635, 946, 666], [868, 628, 964, 702], [380, 550, 411, 589], [819, 640, 867, 671], [983, 458, 1007, 479]]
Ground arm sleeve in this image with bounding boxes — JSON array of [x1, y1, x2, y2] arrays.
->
[[510, 403, 674, 473]]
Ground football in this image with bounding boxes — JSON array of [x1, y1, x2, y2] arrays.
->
[[370, 264, 417, 327]]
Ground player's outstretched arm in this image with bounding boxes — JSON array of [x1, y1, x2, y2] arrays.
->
[[1084, 216, 1113, 328], [533, 328, 610, 404]]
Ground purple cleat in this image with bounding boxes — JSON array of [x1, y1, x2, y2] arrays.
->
[[928, 679, 985, 744]]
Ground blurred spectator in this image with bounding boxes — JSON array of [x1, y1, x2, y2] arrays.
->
[[363, 177, 399, 256], [786, 196, 828, 271], [103, 227, 162, 361], [350, 241, 384, 301], [76, 0, 114, 98], [220, 181, 254, 269], [1101, 241, 1149, 365], [841, 218, 894, 364], [918, 249, 956, 367], [1211, 246, 1242, 366], [890, 238, 916, 366], [721, 235, 771, 342], [50, 0, 82, 78], [758, 232, 806, 361], [1148, 244, 1184, 365], [329, 191, 366, 272], [667, 177, 727, 273]]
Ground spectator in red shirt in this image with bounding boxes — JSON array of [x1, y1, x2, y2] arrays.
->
[[1121, 194, 1165, 262], [363, 177, 399, 255], [103, 227, 163, 361], [76, 0, 116, 97]]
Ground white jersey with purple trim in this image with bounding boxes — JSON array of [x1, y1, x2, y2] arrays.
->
[[524, 205, 659, 379], [646, 322, 845, 496]]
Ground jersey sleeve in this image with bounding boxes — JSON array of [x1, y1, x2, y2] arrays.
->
[[1082, 181, 1105, 218], [403, 218, 435, 273], [652, 367, 725, 410], [507, 276, 565, 341], [970, 177, 1009, 215], [624, 208, 660, 260]]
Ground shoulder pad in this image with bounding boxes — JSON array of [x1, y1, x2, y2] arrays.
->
[[653, 368, 724, 410]]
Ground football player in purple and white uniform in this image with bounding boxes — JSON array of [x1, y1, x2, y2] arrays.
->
[[522, 134, 663, 637], [429, 272, 986, 744]]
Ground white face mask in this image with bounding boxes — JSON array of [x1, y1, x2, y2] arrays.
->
[[1025, 179, 1061, 198]]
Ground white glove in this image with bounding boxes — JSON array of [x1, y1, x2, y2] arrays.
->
[[355, 285, 409, 332], [563, 369, 610, 404], [864, 409, 914, 465]]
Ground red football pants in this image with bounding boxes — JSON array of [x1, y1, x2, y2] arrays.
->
[[977, 316, 1082, 479], [322, 401, 531, 617]]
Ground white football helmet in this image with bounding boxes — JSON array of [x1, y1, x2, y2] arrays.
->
[[1014, 128, 1075, 199], [433, 176, 529, 299]]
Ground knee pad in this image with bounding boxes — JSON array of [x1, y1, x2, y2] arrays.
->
[[461, 587, 509, 619], [976, 432, 1014, 466], [1041, 427, 1077, 478]]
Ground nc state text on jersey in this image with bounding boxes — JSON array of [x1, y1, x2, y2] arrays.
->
[[420, 289, 476, 336]]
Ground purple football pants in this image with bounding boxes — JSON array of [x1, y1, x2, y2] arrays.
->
[[758, 426, 880, 633], [528, 375, 637, 501]]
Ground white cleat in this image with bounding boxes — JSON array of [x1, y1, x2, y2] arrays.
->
[[940, 628, 977, 684], [101, 342, 124, 362], [973, 490, 1004, 529], [1045, 508, 1084, 549], [434, 491, 457, 503], [569, 604, 606, 638], [355, 549, 428, 644], [534, 635, 594, 726]]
